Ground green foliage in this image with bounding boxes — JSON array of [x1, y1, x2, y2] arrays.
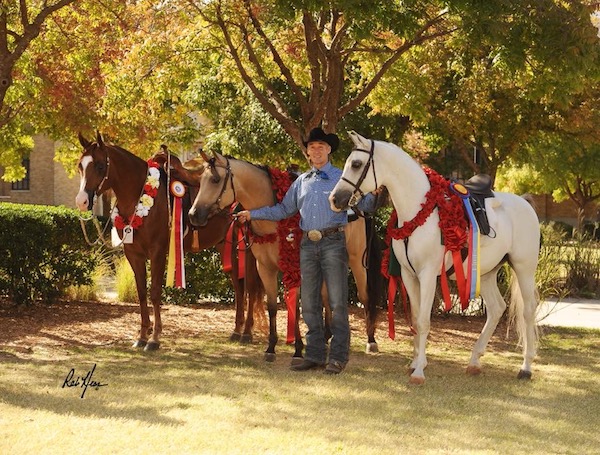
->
[[564, 239, 600, 298], [537, 223, 570, 300], [114, 255, 138, 303], [0, 203, 98, 304], [0, 126, 34, 182], [537, 222, 600, 298], [182, 249, 234, 304]]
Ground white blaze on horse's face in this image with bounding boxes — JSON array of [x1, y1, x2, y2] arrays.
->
[[75, 155, 93, 211], [329, 132, 376, 212]]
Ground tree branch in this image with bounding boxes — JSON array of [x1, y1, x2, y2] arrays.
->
[[242, 0, 308, 119], [339, 14, 454, 118], [213, 2, 297, 135]]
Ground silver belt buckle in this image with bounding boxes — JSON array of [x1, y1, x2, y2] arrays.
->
[[307, 230, 322, 241]]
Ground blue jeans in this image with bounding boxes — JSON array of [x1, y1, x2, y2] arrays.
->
[[300, 231, 349, 365]]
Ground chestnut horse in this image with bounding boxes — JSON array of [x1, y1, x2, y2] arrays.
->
[[184, 152, 382, 363], [75, 133, 264, 349]]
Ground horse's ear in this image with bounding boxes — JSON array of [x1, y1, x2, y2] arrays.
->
[[78, 132, 91, 148], [199, 149, 211, 163], [212, 151, 227, 166], [348, 130, 368, 148], [96, 131, 104, 147]]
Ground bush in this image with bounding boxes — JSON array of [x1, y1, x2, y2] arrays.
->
[[564, 240, 600, 298], [0, 203, 98, 304], [180, 249, 234, 303], [115, 255, 138, 303]]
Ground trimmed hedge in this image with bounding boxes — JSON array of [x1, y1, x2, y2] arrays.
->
[[0, 203, 98, 304]]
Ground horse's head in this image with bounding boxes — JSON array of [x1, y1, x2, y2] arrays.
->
[[75, 132, 110, 212], [151, 146, 205, 188], [329, 131, 377, 212], [188, 151, 233, 227]]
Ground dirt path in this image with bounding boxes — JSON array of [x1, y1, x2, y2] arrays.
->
[[0, 297, 511, 360]]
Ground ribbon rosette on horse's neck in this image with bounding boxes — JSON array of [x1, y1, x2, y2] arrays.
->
[[112, 160, 161, 234]]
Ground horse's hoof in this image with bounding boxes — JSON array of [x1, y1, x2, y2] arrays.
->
[[133, 339, 147, 349], [466, 365, 482, 376], [517, 369, 532, 380], [264, 352, 276, 362], [240, 334, 253, 344], [365, 342, 379, 354], [409, 375, 425, 385], [229, 332, 242, 342], [290, 356, 304, 366], [144, 341, 160, 352]]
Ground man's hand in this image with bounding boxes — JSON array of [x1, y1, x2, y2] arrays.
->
[[236, 210, 251, 224]]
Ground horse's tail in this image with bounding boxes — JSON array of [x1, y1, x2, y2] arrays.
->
[[365, 216, 383, 326], [507, 268, 539, 347]]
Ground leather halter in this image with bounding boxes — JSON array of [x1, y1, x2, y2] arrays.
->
[[206, 157, 236, 213], [90, 145, 110, 196], [340, 139, 376, 206]]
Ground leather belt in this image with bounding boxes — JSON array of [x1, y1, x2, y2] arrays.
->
[[304, 226, 344, 241]]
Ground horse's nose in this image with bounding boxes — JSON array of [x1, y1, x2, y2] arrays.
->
[[75, 190, 90, 211], [188, 206, 208, 227], [329, 190, 351, 211]]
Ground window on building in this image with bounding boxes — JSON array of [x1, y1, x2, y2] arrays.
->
[[11, 158, 30, 191]]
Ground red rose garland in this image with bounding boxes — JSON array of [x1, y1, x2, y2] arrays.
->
[[251, 168, 301, 288], [381, 168, 468, 277], [112, 159, 161, 230]]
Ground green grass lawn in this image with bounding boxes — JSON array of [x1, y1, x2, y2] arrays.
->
[[1, 317, 599, 454]]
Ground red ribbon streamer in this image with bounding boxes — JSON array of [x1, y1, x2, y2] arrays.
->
[[284, 287, 298, 344]]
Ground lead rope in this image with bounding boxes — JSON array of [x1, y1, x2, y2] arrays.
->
[[79, 197, 120, 248]]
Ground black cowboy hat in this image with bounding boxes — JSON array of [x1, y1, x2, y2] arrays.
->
[[303, 127, 339, 152]]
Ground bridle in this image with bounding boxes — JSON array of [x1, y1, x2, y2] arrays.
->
[[204, 156, 237, 215], [86, 144, 110, 201], [339, 139, 377, 207]]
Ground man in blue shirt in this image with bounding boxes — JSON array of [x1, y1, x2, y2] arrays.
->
[[236, 127, 378, 374]]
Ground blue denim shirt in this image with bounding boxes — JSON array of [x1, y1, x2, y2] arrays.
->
[[250, 161, 377, 231]]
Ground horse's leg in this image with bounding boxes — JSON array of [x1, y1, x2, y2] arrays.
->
[[511, 266, 539, 380], [257, 264, 279, 362], [291, 293, 305, 364], [241, 283, 254, 343], [230, 275, 246, 342], [145, 251, 166, 351], [405, 271, 437, 385], [125, 250, 151, 349], [348, 218, 380, 353], [243, 257, 265, 343], [401, 273, 421, 371], [467, 267, 507, 375], [350, 259, 378, 353]]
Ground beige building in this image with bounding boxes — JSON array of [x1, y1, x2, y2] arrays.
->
[[0, 134, 81, 208]]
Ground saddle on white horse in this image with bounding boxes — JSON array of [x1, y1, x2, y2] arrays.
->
[[463, 174, 500, 236]]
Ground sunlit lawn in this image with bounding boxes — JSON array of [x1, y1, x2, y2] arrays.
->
[[1, 324, 599, 454]]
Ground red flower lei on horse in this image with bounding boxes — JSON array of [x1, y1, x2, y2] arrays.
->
[[112, 159, 161, 230], [251, 168, 302, 288], [381, 168, 468, 278]]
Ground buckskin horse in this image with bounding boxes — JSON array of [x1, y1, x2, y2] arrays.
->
[[330, 132, 540, 384], [184, 151, 382, 363], [75, 133, 264, 349]]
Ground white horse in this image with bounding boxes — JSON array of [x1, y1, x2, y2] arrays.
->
[[330, 132, 540, 384]]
